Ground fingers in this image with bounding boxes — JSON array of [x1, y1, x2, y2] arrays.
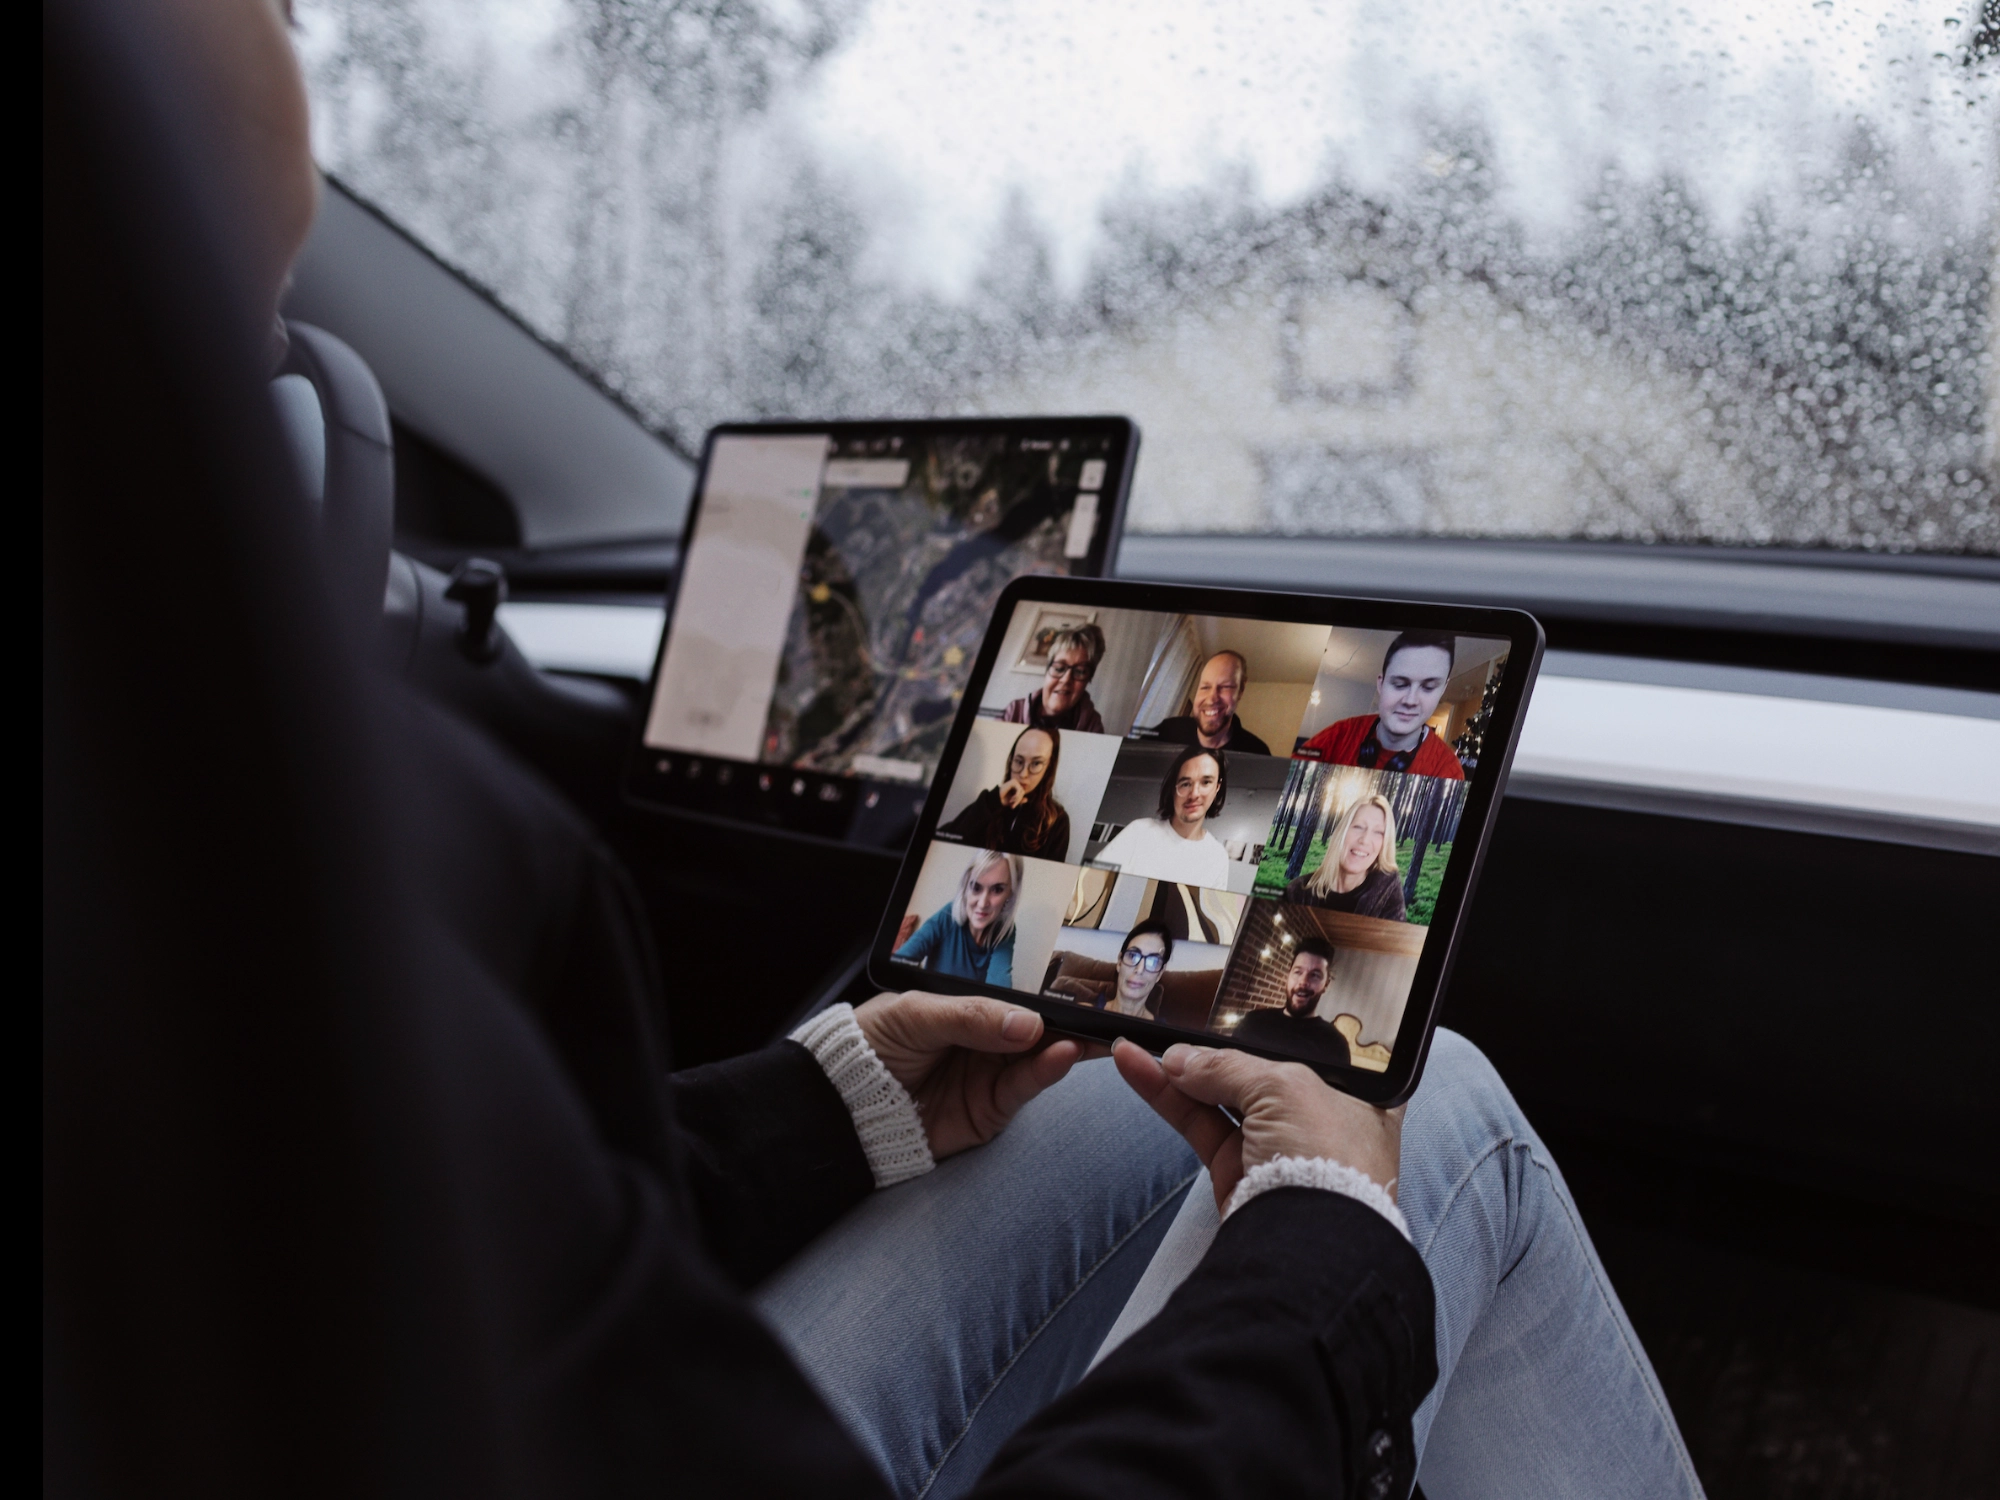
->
[[1113, 1039, 1237, 1168], [1159, 1043, 1297, 1114], [1112, 1036, 1173, 1103], [891, 991, 1044, 1056]]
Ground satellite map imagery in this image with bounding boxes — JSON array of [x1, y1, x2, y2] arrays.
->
[[758, 434, 1092, 780]]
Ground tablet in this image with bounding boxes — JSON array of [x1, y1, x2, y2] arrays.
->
[[627, 418, 1138, 849], [868, 575, 1542, 1104]]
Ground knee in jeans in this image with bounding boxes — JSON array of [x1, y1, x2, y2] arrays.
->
[[1405, 1029, 1536, 1163]]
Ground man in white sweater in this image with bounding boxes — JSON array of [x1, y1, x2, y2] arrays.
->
[[1093, 745, 1231, 888]]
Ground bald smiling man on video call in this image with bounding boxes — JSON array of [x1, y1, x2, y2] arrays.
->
[[1150, 650, 1273, 756]]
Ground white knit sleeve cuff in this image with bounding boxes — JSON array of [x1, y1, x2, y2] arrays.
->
[[1221, 1154, 1410, 1241], [789, 1003, 935, 1189]]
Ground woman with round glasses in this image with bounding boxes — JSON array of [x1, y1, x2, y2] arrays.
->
[[937, 726, 1071, 860], [1107, 919, 1174, 1016], [1049, 919, 1176, 1017], [1003, 623, 1107, 733]]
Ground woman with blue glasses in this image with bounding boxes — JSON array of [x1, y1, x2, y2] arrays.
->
[[1049, 918, 1176, 1017]]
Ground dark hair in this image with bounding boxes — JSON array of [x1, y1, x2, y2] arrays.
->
[[1121, 918, 1176, 968], [1292, 935, 1336, 967], [1380, 630, 1456, 678], [1008, 725, 1064, 851], [1120, 918, 1175, 1016], [1155, 744, 1227, 821]]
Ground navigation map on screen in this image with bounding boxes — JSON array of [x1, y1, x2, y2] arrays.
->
[[631, 420, 1135, 847]]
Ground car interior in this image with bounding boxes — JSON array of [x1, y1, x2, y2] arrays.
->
[[47, 2, 1997, 1497]]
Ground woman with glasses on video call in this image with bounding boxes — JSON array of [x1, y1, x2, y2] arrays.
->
[[1003, 623, 1107, 734], [937, 726, 1071, 861], [1050, 919, 1175, 1017]]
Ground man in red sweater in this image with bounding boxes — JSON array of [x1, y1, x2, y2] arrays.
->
[[1298, 629, 1466, 779]]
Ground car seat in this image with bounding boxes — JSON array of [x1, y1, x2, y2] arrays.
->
[[266, 317, 637, 816], [272, 318, 395, 624]]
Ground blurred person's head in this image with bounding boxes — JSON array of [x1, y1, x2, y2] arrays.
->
[[1374, 631, 1456, 746], [953, 851, 1022, 947], [1190, 651, 1248, 744], [1156, 746, 1225, 834], [1284, 937, 1335, 1015], [1040, 623, 1105, 716], [1116, 919, 1174, 1010], [146, 0, 318, 352], [1307, 794, 1400, 898]]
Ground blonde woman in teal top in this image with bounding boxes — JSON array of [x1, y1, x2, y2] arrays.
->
[[893, 850, 1022, 988]]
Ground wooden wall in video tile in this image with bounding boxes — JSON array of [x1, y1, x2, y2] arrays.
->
[[1210, 901, 1424, 1070]]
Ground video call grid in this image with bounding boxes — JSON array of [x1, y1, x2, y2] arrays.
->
[[894, 601, 1511, 1072]]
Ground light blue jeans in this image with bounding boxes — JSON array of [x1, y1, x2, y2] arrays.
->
[[756, 1030, 1705, 1499]]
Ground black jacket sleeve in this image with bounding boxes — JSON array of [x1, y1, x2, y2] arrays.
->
[[972, 1188, 1437, 1500], [399, 697, 875, 1288], [938, 787, 1003, 844], [667, 1041, 876, 1288]]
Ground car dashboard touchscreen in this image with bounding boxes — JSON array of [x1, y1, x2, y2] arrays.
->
[[873, 577, 1540, 1103], [629, 419, 1136, 848]]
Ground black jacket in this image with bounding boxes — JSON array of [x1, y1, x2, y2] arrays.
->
[[417, 706, 1432, 1496], [1282, 865, 1409, 922], [1235, 1005, 1357, 1069], [43, 9, 1435, 1487], [937, 785, 1073, 861], [1152, 714, 1275, 756]]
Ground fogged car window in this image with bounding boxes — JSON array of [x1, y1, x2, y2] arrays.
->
[[296, 1, 1998, 553]]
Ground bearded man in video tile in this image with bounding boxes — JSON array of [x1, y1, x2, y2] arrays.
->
[[1150, 650, 1273, 755], [1233, 939, 1352, 1068], [1297, 631, 1465, 779]]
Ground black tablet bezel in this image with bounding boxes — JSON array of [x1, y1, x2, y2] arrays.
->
[[866, 573, 1543, 1105], [624, 416, 1140, 851]]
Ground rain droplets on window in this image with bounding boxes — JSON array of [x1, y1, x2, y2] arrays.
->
[[296, 0, 2000, 553]]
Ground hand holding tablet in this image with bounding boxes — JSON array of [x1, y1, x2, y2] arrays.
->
[[1112, 1039, 1404, 1212], [872, 575, 1542, 1104], [850, 991, 1093, 1159]]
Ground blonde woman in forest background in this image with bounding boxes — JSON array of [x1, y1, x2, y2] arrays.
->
[[1282, 793, 1406, 922]]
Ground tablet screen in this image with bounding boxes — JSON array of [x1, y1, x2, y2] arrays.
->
[[629, 419, 1136, 848], [885, 590, 1524, 1084]]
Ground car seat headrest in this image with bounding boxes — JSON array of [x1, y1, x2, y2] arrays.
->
[[269, 372, 325, 507], [275, 320, 394, 624]]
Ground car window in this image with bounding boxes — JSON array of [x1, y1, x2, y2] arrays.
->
[[295, 0, 1998, 554]]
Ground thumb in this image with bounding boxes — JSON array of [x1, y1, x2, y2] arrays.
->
[[1159, 1044, 1281, 1114], [896, 992, 1044, 1056]]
